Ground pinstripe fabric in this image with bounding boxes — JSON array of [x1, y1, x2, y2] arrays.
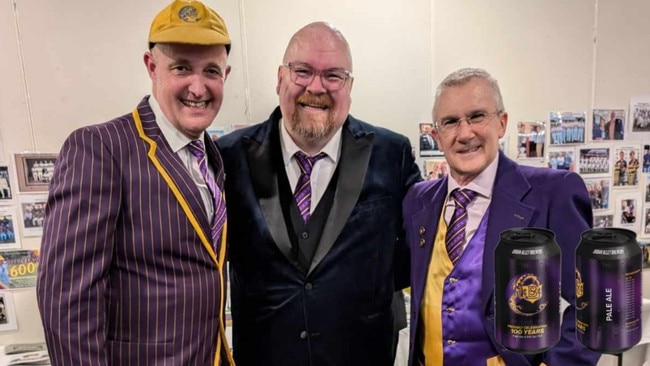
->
[[36, 97, 232, 366]]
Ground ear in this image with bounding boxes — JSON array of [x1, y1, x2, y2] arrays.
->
[[224, 65, 232, 82], [143, 51, 156, 79], [276, 66, 283, 95], [431, 128, 443, 152], [498, 112, 508, 139]]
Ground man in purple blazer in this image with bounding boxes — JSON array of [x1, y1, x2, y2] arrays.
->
[[36, 1, 235, 365], [403, 68, 600, 365]]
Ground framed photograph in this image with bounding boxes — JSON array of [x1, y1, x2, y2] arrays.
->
[[423, 159, 449, 181], [516, 121, 546, 159], [13, 153, 57, 193], [644, 174, 650, 203], [643, 207, 650, 237], [549, 111, 586, 145], [613, 146, 641, 188], [419, 122, 443, 157], [19, 195, 47, 237], [0, 207, 20, 250], [206, 127, 232, 141], [628, 94, 650, 141], [593, 214, 614, 228], [614, 192, 641, 232], [0, 166, 13, 202], [643, 145, 650, 173], [546, 147, 575, 171], [640, 240, 650, 269], [0, 291, 18, 331], [577, 147, 610, 176], [583, 177, 611, 211], [591, 109, 625, 141]]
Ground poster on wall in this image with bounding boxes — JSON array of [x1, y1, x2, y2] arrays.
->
[[418, 122, 443, 157], [0, 166, 12, 203], [422, 159, 449, 181], [0, 249, 39, 289], [612, 145, 641, 188], [583, 177, 611, 211], [614, 191, 642, 233], [546, 147, 575, 171], [18, 195, 47, 237], [549, 111, 586, 145], [591, 109, 625, 141], [516, 121, 545, 159], [0, 291, 18, 331], [593, 214, 614, 228], [13, 153, 57, 193], [0, 207, 20, 250], [577, 146, 610, 176], [628, 94, 650, 141]]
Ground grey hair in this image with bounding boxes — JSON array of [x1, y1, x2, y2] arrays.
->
[[432, 68, 504, 118]]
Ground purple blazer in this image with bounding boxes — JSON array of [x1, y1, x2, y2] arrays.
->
[[403, 152, 601, 365], [37, 97, 233, 366]]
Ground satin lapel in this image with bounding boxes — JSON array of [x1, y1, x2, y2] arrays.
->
[[482, 153, 535, 312], [309, 125, 373, 273], [244, 122, 296, 266], [131, 99, 217, 264], [410, 180, 447, 312]]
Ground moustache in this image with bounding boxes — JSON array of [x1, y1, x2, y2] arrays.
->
[[296, 93, 333, 109]]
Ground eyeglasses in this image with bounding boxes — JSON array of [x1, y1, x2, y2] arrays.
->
[[282, 62, 352, 91], [435, 110, 502, 135]]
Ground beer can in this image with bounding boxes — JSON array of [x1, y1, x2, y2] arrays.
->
[[575, 228, 642, 353], [494, 228, 561, 353]]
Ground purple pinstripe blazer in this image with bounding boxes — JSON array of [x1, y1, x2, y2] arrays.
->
[[36, 97, 233, 366]]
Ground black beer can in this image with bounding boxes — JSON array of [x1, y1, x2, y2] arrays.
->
[[494, 228, 561, 354], [575, 228, 642, 353]]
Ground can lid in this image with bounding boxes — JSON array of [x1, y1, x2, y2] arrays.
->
[[581, 228, 637, 245], [499, 227, 555, 245]]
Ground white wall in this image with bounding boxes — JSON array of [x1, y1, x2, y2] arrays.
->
[[1, 0, 649, 348]]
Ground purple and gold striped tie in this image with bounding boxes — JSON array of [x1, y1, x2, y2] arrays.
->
[[294, 151, 327, 222], [446, 188, 477, 264], [188, 140, 226, 247]]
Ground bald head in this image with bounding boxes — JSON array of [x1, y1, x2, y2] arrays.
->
[[283, 22, 353, 71]]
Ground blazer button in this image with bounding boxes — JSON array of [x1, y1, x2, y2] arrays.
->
[[301, 231, 309, 239], [419, 226, 426, 235], [300, 331, 308, 339], [419, 238, 426, 247], [446, 339, 456, 345], [305, 283, 313, 290]]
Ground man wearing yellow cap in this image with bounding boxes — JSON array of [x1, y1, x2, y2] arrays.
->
[[36, 1, 234, 365]]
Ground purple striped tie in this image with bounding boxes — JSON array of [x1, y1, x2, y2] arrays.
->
[[187, 140, 226, 247], [446, 188, 477, 264], [294, 152, 327, 222]]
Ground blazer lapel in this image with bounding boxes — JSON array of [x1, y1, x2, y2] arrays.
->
[[244, 118, 298, 267], [132, 97, 215, 261], [409, 180, 447, 310], [309, 119, 373, 273], [482, 152, 536, 309]]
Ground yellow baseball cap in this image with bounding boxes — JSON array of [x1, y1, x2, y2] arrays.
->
[[148, 0, 231, 51]]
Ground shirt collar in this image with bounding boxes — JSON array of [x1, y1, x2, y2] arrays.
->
[[446, 154, 499, 200], [150, 96, 206, 152], [279, 118, 342, 167]]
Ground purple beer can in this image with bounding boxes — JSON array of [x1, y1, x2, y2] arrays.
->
[[495, 228, 561, 354], [575, 228, 642, 353]]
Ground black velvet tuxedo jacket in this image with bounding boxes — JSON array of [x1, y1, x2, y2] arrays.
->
[[217, 107, 421, 366]]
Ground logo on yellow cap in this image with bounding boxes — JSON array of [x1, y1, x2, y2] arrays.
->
[[178, 5, 201, 23]]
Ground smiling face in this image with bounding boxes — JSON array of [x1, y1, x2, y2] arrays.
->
[[144, 43, 231, 139], [277, 22, 353, 151], [432, 77, 507, 185]]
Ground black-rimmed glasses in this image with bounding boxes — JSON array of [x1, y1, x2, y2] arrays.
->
[[282, 62, 352, 91]]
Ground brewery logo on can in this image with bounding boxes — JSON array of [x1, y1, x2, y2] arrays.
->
[[575, 228, 642, 353], [495, 228, 561, 354]]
